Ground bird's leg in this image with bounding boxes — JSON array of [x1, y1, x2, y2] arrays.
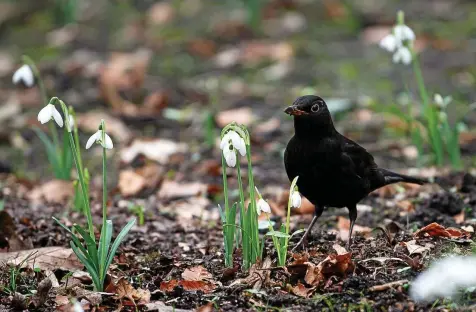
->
[[346, 204, 357, 250], [292, 204, 324, 252]]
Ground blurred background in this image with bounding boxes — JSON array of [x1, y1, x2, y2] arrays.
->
[[1, 0, 476, 181]]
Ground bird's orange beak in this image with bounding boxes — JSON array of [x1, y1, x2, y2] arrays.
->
[[284, 106, 307, 116]]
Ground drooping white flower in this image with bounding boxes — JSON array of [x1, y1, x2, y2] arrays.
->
[[220, 130, 246, 156], [222, 144, 236, 167], [394, 24, 415, 42], [220, 130, 246, 167], [257, 198, 271, 215], [392, 46, 412, 65], [85, 130, 113, 149], [73, 301, 84, 312], [38, 104, 64, 127], [291, 191, 301, 208], [12, 64, 34, 87], [258, 219, 275, 230], [67, 115, 75, 132], [434, 93, 452, 109], [410, 256, 476, 302], [379, 34, 399, 52]]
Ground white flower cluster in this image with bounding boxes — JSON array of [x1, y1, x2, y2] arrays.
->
[[13, 63, 114, 150], [219, 130, 246, 167], [379, 23, 415, 65]]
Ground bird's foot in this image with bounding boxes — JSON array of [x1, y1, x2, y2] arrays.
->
[[291, 236, 307, 252]]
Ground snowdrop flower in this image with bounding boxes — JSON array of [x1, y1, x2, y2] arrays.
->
[[38, 104, 64, 127], [85, 128, 113, 149], [67, 114, 75, 132], [220, 130, 246, 167], [291, 191, 301, 208], [393, 24, 415, 42], [257, 198, 271, 215], [73, 301, 84, 312], [222, 144, 237, 167], [379, 11, 415, 65], [379, 34, 399, 52], [434, 93, 452, 109], [410, 256, 476, 302], [392, 46, 412, 65], [258, 219, 275, 230], [12, 64, 35, 87]]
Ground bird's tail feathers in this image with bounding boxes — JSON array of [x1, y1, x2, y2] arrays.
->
[[380, 169, 428, 186]]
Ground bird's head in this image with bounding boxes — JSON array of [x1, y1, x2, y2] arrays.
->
[[285, 95, 334, 136]]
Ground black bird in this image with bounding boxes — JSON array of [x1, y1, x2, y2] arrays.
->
[[284, 95, 427, 250]]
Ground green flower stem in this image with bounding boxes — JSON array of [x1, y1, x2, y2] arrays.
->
[[245, 144, 260, 262], [57, 99, 94, 239], [411, 49, 444, 166], [100, 120, 107, 228]]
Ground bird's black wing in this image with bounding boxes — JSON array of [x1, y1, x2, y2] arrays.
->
[[339, 135, 382, 190]]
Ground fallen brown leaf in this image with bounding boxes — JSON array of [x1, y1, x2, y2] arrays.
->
[[158, 180, 207, 200], [304, 252, 354, 287], [114, 277, 151, 306], [118, 164, 163, 197], [0, 247, 83, 271], [290, 282, 315, 298], [121, 138, 188, 164], [159, 280, 215, 294], [453, 210, 465, 224], [181, 265, 213, 281], [413, 222, 471, 239], [216, 107, 255, 127], [404, 240, 432, 256], [28, 180, 74, 204]]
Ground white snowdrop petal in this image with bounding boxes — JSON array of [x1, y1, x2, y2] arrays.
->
[[228, 131, 242, 149], [237, 137, 246, 156], [85, 131, 100, 149], [399, 47, 412, 65], [103, 133, 114, 149], [223, 146, 236, 167], [434, 94, 443, 106], [258, 198, 271, 214], [379, 34, 398, 52], [37, 105, 53, 124], [13, 65, 34, 87], [291, 192, 302, 208], [400, 25, 415, 41], [52, 106, 64, 127], [220, 132, 231, 150]]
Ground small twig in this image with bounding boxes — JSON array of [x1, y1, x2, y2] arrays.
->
[[369, 279, 409, 292]]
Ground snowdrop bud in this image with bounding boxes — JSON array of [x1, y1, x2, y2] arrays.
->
[[222, 145, 236, 167], [291, 191, 301, 208], [411, 256, 476, 302], [37, 104, 64, 127], [12, 64, 35, 87], [379, 34, 398, 52], [219, 132, 231, 150], [257, 198, 271, 215]]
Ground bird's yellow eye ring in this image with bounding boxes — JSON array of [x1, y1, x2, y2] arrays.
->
[[311, 103, 320, 113]]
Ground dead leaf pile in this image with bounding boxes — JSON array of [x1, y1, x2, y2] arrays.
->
[[113, 277, 151, 307]]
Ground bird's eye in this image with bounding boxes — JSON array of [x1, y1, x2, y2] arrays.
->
[[311, 103, 320, 113]]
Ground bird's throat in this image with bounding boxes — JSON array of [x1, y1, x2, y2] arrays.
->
[[293, 115, 336, 139]]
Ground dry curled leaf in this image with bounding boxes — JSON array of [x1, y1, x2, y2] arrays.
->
[[181, 266, 213, 281], [121, 138, 188, 164], [337, 216, 372, 241], [159, 280, 216, 294], [304, 252, 354, 287], [114, 278, 150, 306], [0, 247, 83, 271], [413, 222, 471, 239], [118, 164, 163, 197], [290, 282, 315, 298], [158, 180, 207, 200], [29, 180, 74, 204]]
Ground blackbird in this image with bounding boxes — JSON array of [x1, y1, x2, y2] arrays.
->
[[284, 95, 427, 249]]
